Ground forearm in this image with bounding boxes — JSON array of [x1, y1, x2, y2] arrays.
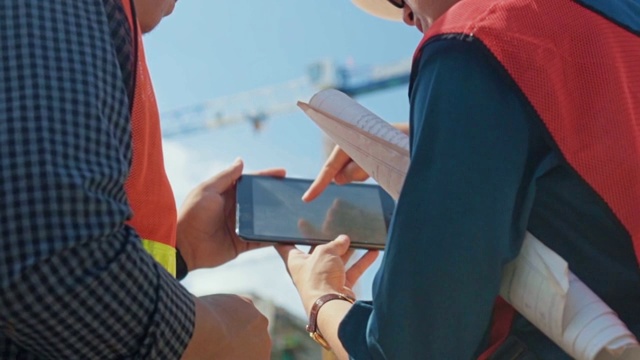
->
[[317, 300, 353, 360], [182, 297, 227, 358], [182, 293, 271, 360], [182, 296, 267, 359]]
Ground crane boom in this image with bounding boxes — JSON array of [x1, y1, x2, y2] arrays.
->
[[160, 57, 412, 139]]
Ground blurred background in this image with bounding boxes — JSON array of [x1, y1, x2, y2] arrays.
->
[[144, 0, 421, 358]]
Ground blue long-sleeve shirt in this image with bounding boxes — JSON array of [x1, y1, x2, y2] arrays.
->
[[338, 32, 640, 359]]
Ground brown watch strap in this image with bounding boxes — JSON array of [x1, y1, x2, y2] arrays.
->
[[306, 293, 355, 349]]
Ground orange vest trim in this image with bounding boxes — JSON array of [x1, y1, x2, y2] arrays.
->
[[121, 0, 178, 276], [415, 0, 640, 357]]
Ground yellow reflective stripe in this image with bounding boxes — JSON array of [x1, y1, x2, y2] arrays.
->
[[141, 239, 176, 277]]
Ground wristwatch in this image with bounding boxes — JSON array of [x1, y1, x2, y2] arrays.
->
[[306, 293, 356, 349]]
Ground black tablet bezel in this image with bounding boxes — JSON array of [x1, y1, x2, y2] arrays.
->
[[235, 174, 394, 250]]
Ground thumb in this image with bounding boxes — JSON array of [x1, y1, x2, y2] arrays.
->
[[204, 158, 244, 192], [324, 235, 351, 256]]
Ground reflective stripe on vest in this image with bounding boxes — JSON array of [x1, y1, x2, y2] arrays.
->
[[414, 0, 640, 357], [142, 239, 177, 277], [121, 0, 178, 276]]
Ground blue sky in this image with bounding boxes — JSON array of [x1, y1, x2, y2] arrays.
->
[[143, 0, 422, 318]]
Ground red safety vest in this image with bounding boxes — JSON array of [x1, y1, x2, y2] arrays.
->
[[415, 0, 640, 357], [121, 0, 178, 276]]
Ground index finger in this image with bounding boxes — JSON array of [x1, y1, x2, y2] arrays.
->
[[302, 146, 351, 202]]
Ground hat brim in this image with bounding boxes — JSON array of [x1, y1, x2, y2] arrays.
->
[[351, 0, 403, 21]]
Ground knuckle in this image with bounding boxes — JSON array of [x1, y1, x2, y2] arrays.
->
[[239, 295, 254, 305], [258, 313, 269, 327]]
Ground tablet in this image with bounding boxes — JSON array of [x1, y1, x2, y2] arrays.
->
[[235, 175, 395, 250]]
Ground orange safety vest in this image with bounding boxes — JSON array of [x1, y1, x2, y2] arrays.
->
[[121, 0, 178, 276], [415, 0, 640, 357]]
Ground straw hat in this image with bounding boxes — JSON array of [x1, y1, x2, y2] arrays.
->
[[351, 0, 404, 21]]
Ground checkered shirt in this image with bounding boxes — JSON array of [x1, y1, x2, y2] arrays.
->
[[0, 1, 195, 358]]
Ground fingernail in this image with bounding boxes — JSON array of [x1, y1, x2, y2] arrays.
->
[[233, 157, 242, 165]]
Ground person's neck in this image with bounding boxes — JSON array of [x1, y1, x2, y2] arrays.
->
[[428, 0, 462, 23]]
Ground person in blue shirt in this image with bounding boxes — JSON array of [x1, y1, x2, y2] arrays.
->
[[276, 0, 640, 358]]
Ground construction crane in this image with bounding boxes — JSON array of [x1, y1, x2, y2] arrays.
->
[[160, 57, 412, 139]]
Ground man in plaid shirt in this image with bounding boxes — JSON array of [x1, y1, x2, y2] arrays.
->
[[0, 0, 272, 358]]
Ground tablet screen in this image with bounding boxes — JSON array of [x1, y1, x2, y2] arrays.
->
[[241, 176, 391, 248]]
